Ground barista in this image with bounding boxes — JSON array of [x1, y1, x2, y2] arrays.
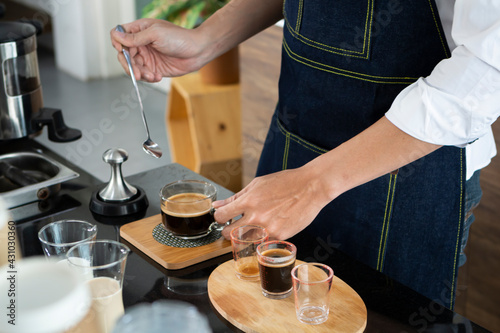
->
[[111, 0, 500, 307]]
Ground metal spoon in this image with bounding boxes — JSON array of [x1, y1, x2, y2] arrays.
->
[[116, 25, 162, 158]]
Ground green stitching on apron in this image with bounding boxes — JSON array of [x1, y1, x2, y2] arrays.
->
[[295, 0, 303, 33], [285, 0, 374, 58], [284, 21, 371, 59], [283, 0, 448, 81], [377, 172, 398, 271], [277, 118, 329, 155], [427, 0, 450, 58], [283, 39, 418, 84], [449, 149, 464, 310], [283, 132, 290, 170]]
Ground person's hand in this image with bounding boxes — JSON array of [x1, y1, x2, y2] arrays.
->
[[213, 167, 332, 240], [110, 18, 209, 82]]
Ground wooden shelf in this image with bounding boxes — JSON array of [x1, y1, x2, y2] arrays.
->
[[166, 72, 242, 192]]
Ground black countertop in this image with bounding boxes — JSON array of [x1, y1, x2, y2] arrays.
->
[[3, 139, 491, 333]]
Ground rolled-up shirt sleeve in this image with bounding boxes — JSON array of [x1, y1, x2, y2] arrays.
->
[[385, 0, 500, 147]]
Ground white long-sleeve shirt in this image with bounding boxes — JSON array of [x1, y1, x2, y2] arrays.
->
[[385, 0, 500, 180]]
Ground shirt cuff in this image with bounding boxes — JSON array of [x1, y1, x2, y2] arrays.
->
[[385, 46, 500, 147]]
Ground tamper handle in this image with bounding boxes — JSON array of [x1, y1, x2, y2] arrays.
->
[[99, 148, 137, 202]]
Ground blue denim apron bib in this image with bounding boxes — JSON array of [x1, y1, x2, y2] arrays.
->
[[257, 0, 465, 309]]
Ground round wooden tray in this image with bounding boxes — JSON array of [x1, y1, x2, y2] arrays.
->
[[208, 260, 367, 332]]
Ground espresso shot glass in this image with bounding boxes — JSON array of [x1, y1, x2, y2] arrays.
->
[[292, 262, 334, 325], [257, 240, 297, 299], [231, 225, 269, 281], [160, 180, 226, 239]]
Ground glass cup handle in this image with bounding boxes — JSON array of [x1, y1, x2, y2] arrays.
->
[[209, 208, 232, 232]]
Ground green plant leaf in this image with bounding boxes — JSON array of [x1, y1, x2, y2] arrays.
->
[[184, 1, 206, 29], [141, 0, 230, 28]]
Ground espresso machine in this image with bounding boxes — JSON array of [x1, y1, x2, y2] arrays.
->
[[0, 21, 82, 210], [0, 21, 80, 142]]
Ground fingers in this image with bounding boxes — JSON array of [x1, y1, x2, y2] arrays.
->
[[112, 26, 156, 50], [114, 44, 161, 82], [110, 19, 156, 57], [221, 215, 247, 239], [213, 192, 248, 240], [111, 21, 164, 82], [116, 52, 130, 75], [116, 49, 143, 81], [214, 183, 262, 239], [212, 196, 235, 208], [110, 26, 134, 76], [120, 18, 155, 34], [141, 71, 162, 83], [111, 19, 153, 42], [213, 197, 244, 227], [213, 185, 250, 208], [110, 30, 124, 52]]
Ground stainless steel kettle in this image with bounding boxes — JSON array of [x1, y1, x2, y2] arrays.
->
[[0, 21, 80, 142]]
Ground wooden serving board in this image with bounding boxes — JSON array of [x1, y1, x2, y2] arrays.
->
[[208, 260, 367, 332], [119, 214, 232, 270]]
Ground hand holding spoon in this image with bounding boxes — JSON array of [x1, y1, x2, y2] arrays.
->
[[116, 25, 162, 159]]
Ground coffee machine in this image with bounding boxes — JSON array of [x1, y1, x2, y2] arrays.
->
[[0, 21, 80, 142], [0, 21, 83, 211]]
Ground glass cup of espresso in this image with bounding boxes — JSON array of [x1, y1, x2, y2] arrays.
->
[[231, 225, 269, 281], [257, 240, 297, 299], [160, 180, 224, 239]]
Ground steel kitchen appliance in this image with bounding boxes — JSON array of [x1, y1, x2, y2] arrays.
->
[[0, 21, 82, 210], [0, 21, 81, 142]]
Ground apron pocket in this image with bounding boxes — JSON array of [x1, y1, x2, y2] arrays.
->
[[276, 116, 328, 170], [284, 0, 374, 58]]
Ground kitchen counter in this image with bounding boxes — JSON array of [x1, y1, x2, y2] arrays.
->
[[3, 139, 491, 333]]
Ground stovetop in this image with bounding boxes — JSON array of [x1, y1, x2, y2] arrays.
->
[[0, 139, 100, 254]]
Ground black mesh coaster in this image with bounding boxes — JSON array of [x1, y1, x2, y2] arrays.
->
[[152, 224, 222, 248]]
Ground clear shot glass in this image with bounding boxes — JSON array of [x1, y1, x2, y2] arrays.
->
[[230, 225, 269, 281], [292, 262, 334, 325]]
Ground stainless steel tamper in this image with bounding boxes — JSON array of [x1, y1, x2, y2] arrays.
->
[[99, 148, 137, 201], [90, 148, 148, 217]]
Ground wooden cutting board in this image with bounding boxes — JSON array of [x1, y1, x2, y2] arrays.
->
[[119, 214, 232, 270], [208, 260, 367, 332]]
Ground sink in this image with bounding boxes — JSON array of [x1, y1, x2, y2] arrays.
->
[[0, 152, 79, 209]]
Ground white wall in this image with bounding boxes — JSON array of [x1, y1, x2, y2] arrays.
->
[[13, 0, 171, 91], [13, 0, 136, 81]]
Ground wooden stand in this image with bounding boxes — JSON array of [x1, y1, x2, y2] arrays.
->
[[208, 260, 367, 332], [120, 214, 232, 270], [166, 72, 242, 192]]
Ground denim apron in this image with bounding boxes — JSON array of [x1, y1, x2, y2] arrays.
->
[[257, 0, 465, 309]]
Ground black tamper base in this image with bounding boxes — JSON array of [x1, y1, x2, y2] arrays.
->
[[90, 186, 149, 216]]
